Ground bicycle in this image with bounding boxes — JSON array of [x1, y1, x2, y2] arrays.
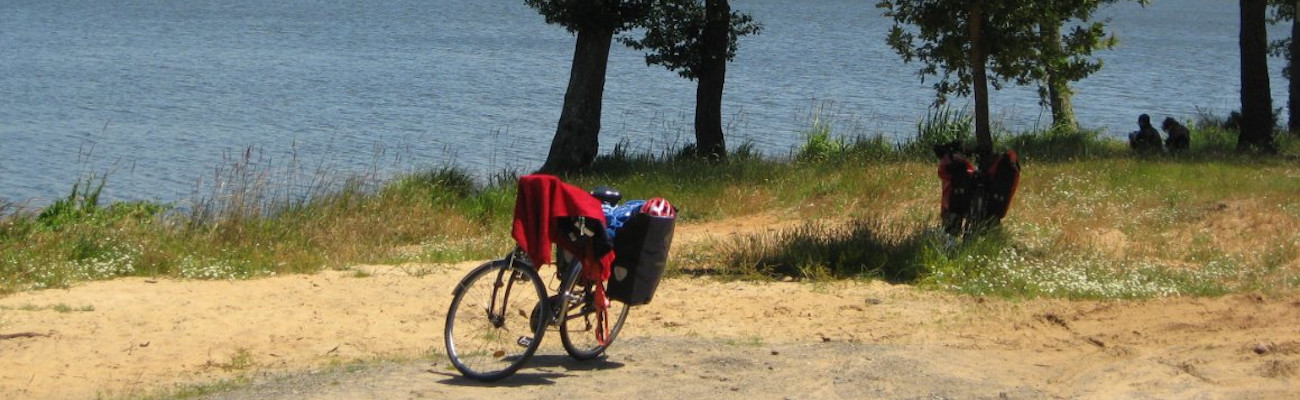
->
[[935, 141, 1020, 238], [443, 175, 674, 381], [944, 175, 990, 237]]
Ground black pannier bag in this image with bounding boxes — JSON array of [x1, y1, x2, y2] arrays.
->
[[982, 150, 1020, 223], [606, 212, 676, 305]]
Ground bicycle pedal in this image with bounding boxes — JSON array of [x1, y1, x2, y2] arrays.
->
[[516, 336, 533, 348]]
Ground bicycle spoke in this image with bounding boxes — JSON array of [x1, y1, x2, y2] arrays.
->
[[445, 260, 547, 381]]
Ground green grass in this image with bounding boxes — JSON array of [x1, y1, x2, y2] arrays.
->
[[2, 115, 1298, 300], [1, 302, 95, 312], [98, 377, 252, 400], [101, 357, 413, 400]]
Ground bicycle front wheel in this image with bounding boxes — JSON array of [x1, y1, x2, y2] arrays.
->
[[444, 259, 547, 381], [559, 277, 631, 360], [963, 187, 989, 237]]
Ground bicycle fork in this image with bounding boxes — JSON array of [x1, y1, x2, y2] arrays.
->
[[482, 265, 538, 350]]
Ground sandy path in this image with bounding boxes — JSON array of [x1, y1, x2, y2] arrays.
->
[[2, 219, 1299, 399]]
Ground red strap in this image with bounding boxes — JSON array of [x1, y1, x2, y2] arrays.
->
[[594, 282, 610, 346]]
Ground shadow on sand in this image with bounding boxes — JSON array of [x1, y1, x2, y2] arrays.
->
[[435, 355, 626, 387]]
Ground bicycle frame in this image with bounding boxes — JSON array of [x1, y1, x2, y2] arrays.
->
[[484, 259, 521, 329], [446, 176, 666, 380]]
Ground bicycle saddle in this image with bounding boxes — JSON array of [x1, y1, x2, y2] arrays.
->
[[589, 186, 622, 206]]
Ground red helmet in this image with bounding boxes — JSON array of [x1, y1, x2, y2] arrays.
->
[[640, 197, 676, 217]]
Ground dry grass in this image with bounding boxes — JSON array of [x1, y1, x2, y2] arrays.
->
[[3, 127, 1298, 298]]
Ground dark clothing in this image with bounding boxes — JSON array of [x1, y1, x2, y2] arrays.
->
[[1163, 117, 1191, 152], [1129, 115, 1163, 153]]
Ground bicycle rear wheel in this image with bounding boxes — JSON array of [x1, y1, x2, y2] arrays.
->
[[444, 259, 547, 381], [557, 263, 631, 360], [962, 186, 989, 237]]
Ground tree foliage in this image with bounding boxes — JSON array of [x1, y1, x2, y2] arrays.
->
[[524, 0, 652, 34], [878, 1, 1038, 101], [616, 0, 762, 161], [1268, 0, 1299, 133], [878, 0, 1141, 133], [527, 0, 761, 171], [1267, 1, 1295, 79], [1268, 0, 1295, 60], [1032, 1, 1138, 129], [878, 0, 1041, 154], [1029, 2, 1132, 88], [618, 0, 761, 80]]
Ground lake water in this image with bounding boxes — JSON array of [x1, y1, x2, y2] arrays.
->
[[0, 0, 1289, 207]]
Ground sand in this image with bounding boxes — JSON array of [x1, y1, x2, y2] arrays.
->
[[2, 217, 1298, 400]]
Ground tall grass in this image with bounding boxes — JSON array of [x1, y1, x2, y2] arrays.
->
[[898, 104, 973, 157], [792, 100, 898, 163], [0, 149, 517, 293], [708, 108, 1300, 298], [3, 108, 1299, 298]]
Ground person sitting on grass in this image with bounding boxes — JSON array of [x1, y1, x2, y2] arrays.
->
[[1162, 116, 1190, 152], [1129, 114, 1163, 154]]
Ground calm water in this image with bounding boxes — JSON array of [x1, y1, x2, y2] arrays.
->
[[0, 0, 1289, 206]]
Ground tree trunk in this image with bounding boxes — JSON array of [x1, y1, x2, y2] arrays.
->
[[695, 0, 730, 162], [1290, 0, 1300, 134], [540, 27, 615, 173], [1041, 20, 1078, 131], [1239, 0, 1276, 153], [970, 2, 993, 160]]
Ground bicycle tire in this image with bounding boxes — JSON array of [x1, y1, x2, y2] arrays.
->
[[444, 259, 547, 381], [557, 262, 631, 360], [962, 185, 989, 237]]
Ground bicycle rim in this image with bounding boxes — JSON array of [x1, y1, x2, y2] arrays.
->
[[444, 259, 547, 381], [559, 283, 631, 360]]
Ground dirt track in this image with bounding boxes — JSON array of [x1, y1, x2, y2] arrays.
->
[[2, 217, 1300, 399], [184, 276, 1300, 400], [188, 337, 1057, 400]]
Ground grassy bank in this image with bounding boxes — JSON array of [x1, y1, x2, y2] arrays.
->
[[2, 118, 1298, 299]]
